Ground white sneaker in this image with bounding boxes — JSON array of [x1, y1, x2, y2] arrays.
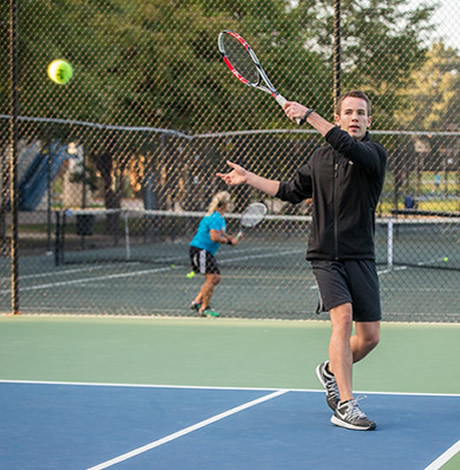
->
[[331, 398, 376, 431]]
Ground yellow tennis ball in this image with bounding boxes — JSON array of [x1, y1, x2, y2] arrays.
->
[[443, 257, 449, 262], [47, 59, 73, 84], [186, 271, 196, 279]]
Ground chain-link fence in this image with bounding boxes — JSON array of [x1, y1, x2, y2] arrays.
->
[[1, 0, 459, 321]]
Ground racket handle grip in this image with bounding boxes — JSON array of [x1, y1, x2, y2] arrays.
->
[[236, 230, 242, 240], [275, 94, 287, 107], [275, 94, 302, 125]]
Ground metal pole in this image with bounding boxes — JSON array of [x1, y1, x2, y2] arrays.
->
[[387, 219, 394, 267], [80, 151, 87, 249], [9, 0, 20, 314], [47, 151, 52, 253], [333, 0, 341, 112], [54, 211, 61, 266], [82, 149, 87, 209], [457, 149, 460, 212]]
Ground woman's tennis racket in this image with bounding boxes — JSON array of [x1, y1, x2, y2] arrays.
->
[[218, 30, 301, 124], [236, 202, 267, 240]]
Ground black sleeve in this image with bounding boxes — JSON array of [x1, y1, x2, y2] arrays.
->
[[275, 162, 312, 204], [325, 126, 387, 176]]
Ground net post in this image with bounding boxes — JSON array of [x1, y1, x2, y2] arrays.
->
[[60, 210, 66, 265], [46, 151, 52, 254], [54, 210, 61, 266], [387, 219, 394, 266], [124, 211, 130, 261]]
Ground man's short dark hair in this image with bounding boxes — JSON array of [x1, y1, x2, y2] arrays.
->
[[336, 90, 372, 116]]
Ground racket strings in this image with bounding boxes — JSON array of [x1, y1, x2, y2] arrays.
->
[[240, 204, 267, 227], [222, 35, 260, 85]]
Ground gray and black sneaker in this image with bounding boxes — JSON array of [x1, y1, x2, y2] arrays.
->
[[190, 301, 201, 312], [316, 361, 340, 411], [331, 398, 376, 431]]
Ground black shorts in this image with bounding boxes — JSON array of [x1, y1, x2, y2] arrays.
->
[[189, 246, 220, 275], [311, 259, 381, 322]]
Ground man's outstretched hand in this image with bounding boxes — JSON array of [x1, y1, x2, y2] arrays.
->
[[216, 161, 249, 186]]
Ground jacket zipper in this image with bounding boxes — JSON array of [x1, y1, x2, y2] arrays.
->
[[333, 159, 339, 259]]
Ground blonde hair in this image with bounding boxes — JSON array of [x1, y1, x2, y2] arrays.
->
[[208, 191, 231, 215]]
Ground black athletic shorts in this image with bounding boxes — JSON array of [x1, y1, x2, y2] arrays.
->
[[311, 259, 382, 322], [189, 246, 220, 275]]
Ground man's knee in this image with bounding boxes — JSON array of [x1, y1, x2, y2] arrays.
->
[[362, 336, 379, 354], [359, 325, 380, 352], [330, 303, 353, 330], [367, 330, 380, 350]]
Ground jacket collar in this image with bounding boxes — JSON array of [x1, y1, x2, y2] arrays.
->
[[361, 131, 371, 142]]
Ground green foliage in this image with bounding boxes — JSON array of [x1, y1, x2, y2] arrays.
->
[[0, 2, 12, 120], [68, 161, 99, 193], [8, 0, 332, 133], [396, 42, 460, 131], [3, 0, 448, 134], [2, 0, 457, 211], [295, 0, 437, 128]]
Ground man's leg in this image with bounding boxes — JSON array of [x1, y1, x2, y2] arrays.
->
[[328, 302, 354, 402], [329, 310, 380, 400], [351, 321, 380, 363], [328, 304, 378, 431]]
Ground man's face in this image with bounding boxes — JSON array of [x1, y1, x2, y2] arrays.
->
[[335, 97, 372, 140]]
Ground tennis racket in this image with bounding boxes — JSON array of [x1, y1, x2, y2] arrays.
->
[[218, 30, 301, 124], [236, 202, 267, 240]]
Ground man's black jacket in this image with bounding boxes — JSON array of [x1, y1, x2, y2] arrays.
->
[[276, 126, 387, 261]]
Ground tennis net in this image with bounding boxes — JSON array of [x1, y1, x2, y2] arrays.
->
[[54, 208, 460, 271]]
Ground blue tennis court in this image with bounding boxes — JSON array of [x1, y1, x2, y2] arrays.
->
[[1, 380, 459, 470]]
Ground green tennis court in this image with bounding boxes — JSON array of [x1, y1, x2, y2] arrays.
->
[[2, 0, 460, 467], [1, 316, 459, 469], [1, 316, 459, 392]]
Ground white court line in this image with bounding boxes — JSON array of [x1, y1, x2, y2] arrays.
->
[[2, 382, 460, 467], [0, 267, 171, 294], [0, 248, 452, 296], [0, 379, 288, 391], [376, 265, 408, 275], [0, 265, 110, 282], [220, 249, 303, 264], [84, 389, 288, 470], [424, 440, 460, 470], [0, 249, 302, 295], [0, 245, 287, 283], [308, 265, 414, 290], [1, 379, 459, 397]]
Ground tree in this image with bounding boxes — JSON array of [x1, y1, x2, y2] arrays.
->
[[296, 0, 437, 128], [5, 0, 332, 210], [0, 0, 449, 212], [395, 42, 460, 131]]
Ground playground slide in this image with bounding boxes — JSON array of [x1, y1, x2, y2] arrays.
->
[[18, 141, 75, 211]]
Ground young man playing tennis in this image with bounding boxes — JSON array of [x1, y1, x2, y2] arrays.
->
[[189, 191, 240, 317], [217, 90, 387, 431]]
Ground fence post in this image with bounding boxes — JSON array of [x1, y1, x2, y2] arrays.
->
[[9, 0, 20, 315], [333, 0, 341, 111]]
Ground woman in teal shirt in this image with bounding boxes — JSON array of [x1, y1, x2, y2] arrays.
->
[[189, 191, 240, 317]]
